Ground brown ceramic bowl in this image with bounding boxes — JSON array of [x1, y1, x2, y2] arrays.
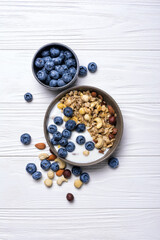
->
[[44, 86, 123, 166]]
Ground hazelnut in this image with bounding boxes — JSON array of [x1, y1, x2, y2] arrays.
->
[[108, 105, 115, 115], [109, 116, 116, 125], [109, 134, 114, 139], [91, 91, 97, 97], [98, 95, 103, 101], [112, 128, 118, 135]]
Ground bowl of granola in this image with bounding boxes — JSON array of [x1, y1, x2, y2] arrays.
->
[[44, 86, 123, 166]]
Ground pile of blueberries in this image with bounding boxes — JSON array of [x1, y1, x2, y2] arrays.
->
[[34, 47, 77, 87], [48, 106, 95, 158]]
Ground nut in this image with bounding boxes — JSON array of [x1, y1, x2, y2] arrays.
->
[[54, 158, 66, 169], [91, 92, 97, 97], [81, 95, 89, 102], [108, 105, 115, 115], [65, 99, 72, 106], [47, 154, 57, 161], [109, 116, 116, 125], [94, 117, 102, 129], [35, 143, 46, 150], [109, 133, 115, 139], [74, 179, 83, 189], [83, 150, 89, 156], [57, 176, 68, 186], [56, 169, 64, 177], [38, 153, 49, 160], [112, 128, 118, 135], [79, 108, 85, 115], [95, 137, 104, 149], [47, 170, 54, 179], [84, 114, 91, 121], [44, 179, 53, 187]]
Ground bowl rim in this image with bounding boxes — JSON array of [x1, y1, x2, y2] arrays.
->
[[44, 85, 123, 166], [32, 42, 79, 91]]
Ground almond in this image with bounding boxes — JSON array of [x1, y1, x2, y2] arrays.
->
[[91, 91, 97, 97], [48, 154, 57, 161], [108, 105, 115, 115], [35, 143, 46, 150]]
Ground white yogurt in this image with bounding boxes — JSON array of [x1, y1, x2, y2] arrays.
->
[[47, 103, 109, 164]]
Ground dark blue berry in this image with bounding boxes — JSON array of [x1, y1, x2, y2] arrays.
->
[[54, 116, 63, 125], [61, 64, 68, 71], [78, 66, 87, 77], [49, 80, 57, 87], [53, 131, 62, 141], [72, 166, 82, 176], [20, 133, 31, 145], [53, 57, 63, 65], [76, 123, 86, 133], [65, 58, 76, 68], [62, 72, 72, 83], [37, 70, 47, 81], [50, 70, 59, 80], [41, 50, 50, 57], [47, 124, 57, 134], [55, 65, 65, 75], [45, 75, 51, 85], [24, 92, 33, 102], [59, 137, 68, 147], [62, 129, 71, 139], [85, 141, 95, 151], [59, 50, 64, 60], [40, 159, 51, 171], [66, 141, 75, 152], [32, 171, 42, 180], [64, 50, 73, 60], [58, 148, 68, 158], [35, 58, 45, 68], [45, 60, 54, 71], [76, 135, 85, 145], [26, 163, 37, 175], [51, 138, 59, 145], [63, 107, 73, 117], [43, 56, 52, 62], [65, 120, 76, 131], [88, 62, 97, 73], [80, 172, 90, 183], [51, 162, 59, 172], [57, 79, 66, 87], [108, 157, 119, 169], [50, 47, 60, 57], [68, 67, 76, 77]]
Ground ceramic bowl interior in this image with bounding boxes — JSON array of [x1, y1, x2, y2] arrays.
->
[[44, 86, 123, 166], [32, 43, 79, 91]]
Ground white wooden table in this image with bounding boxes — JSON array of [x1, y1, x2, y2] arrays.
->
[[0, 0, 160, 239]]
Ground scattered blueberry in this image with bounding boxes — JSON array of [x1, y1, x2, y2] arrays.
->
[[88, 62, 97, 73], [65, 120, 76, 131], [59, 137, 68, 147], [68, 67, 76, 77], [76, 123, 86, 133], [53, 131, 62, 141], [72, 166, 82, 176], [49, 80, 57, 87], [62, 72, 72, 83], [76, 135, 85, 145], [45, 60, 54, 71], [108, 157, 119, 169], [78, 66, 87, 77], [57, 79, 66, 87], [37, 70, 47, 81], [20, 133, 31, 145], [26, 163, 37, 175], [64, 50, 73, 60], [50, 70, 59, 80], [40, 159, 51, 171], [51, 162, 59, 172], [35, 58, 45, 68], [43, 56, 52, 62], [50, 47, 60, 57], [62, 129, 71, 139], [85, 141, 95, 151], [65, 58, 76, 68], [80, 172, 90, 183], [47, 124, 57, 134], [54, 116, 63, 125], [66, 141, 75, 152], [58, 148, 68, 158], [63, 107, 73, 117], [51, 138, 59, 145], [41, 50, 50, 57], [24, 92, 33, 102], [32, 171, 42, 180]]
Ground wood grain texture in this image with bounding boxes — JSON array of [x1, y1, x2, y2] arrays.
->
[[0, 209, 159, 240], [0, 0, 160, 50]]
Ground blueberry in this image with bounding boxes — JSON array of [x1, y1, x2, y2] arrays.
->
[[24, 92, 33, 102], [76, 135, 85, 145], [80, 172, 90, 183], [35, 58, 45, 68], [45, 60, 54, 71], [72, 166, 82, 176], [78, 66, 87, 77], [64, 50, 73, 60], [45, 75, 51, 85], [43, 56, 52, 62], [51, 138, 59, 145], [65, 120, 76, 131], [50, 47, 60, 57], [85, 141, 95, 151], [49, 80, 57, 87], [20, 133, 31, 145], [55, 65, 65, 75], [51, 162, 59, 172], [57, 79, 66, 87], [37, 70, 47, 81], [50, 70, 59, 80], [54, 116, 63, 125], [53, 131, 62, 141], [63, 107, 73, 117], [58, 148, 68, 158], [66, 141, 75, 152], [47, 124, 57, 134], [68, 67, 76, 77], [62, 72, 72, 83], [62, 129, 71, 139], [32, 171, 42, 180], [62, 64, 68, 71], [108, 157, 119, 169], [65, 58, 76, 68], [76, 123, 86, 133], [41, 50, 50, 57], [88, 62, 97, 73], [26, 163, 37, 175], [40, 159, 51, 171], [59, 50, 64, 60], [59, 137, 68, 147]]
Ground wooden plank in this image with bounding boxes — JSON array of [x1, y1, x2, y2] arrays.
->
[[0, 209, 159, 240], [0, 0, 160, 50], [0, 103, 160, 156], [0, 50, 160, 104], [0, 156, 160, 208]]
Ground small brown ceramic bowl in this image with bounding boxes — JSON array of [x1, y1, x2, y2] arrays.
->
[[44, 86, 123, 166], [32, 43, 79, 91]]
